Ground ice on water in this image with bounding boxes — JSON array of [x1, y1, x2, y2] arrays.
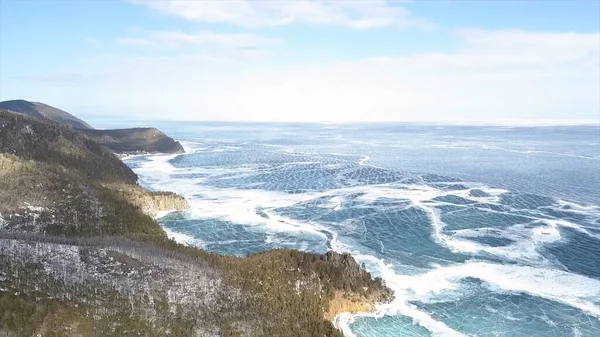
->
[[124, 123, 600, 337]]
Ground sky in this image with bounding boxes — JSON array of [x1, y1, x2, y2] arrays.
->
[[0, 0, 599, 123]]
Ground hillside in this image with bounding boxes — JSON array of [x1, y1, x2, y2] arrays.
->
[[0, 100, 184, 154], [0, 109, 187, 237], [80, 128, 185, 154], [0, 109, 392, 336], [0, 109, 136, 184], [0, 99, 93, 129]]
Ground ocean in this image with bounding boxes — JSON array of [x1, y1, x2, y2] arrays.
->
[[101, 121, 600, 337]]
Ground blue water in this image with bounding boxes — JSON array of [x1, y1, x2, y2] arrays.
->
[[107, 121, 600, 337]]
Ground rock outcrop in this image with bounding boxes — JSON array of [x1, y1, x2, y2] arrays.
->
[[102, 183, 189, 216]]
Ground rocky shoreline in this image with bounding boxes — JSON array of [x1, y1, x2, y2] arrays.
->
[[119, 152, 394, 330], [0, 106, 392, 336]]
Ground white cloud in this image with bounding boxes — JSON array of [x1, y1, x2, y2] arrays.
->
[[115, 37, 154, 46], [8, 30, 600, 123], [114, 31, 280, 61], [116, 31, 282, 49], [128, 0, 433, 29]]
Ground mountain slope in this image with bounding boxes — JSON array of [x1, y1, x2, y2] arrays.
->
[[0, 109, 135, 184], [0, 109, 187, 237], [0, 100, 185, 154], [0, 99, 93, 129]]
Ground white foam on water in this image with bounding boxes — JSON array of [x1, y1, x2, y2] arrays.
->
[[128, 153, 180, 175], [179, 141, 199, 154], [182, 187, 321, 231], [472, 186, 509, 203], [119, 153, 147, 161], [333, 313, 361, 337], [441, 219, 564, 266], [558, 200, 600, 213], [414, 261, 600, 318], [328, 196, 344, 211], [131, 153, 333, 240], [346, 183, 532, 262], [333, 242, 600, 334], [543, 219, 600, 240], [162, 227, 202, 247], [125, 154, 472, 337], [482, 145, 600, 161], [445, 217, 600, 265], [281, 161, 322, 166], [123, 144, 600, 337], [351, 182, 586, 266], [539, 314, 557, 327], [358, 155, 370, 165], [154, 209, 179, 219], [330, 234, 468, 337], [151, 206, 204, 247], [327, 182, 600, 334], [353, 185, 441, 204]]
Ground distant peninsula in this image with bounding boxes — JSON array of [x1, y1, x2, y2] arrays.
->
[[0, 99, 184, 154], [0, 103, 391, 336]]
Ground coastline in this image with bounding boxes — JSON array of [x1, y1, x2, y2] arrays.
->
[[119, 151, 393, 336]]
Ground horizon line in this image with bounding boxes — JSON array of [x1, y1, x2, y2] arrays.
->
[[83, 116, 600, 127]]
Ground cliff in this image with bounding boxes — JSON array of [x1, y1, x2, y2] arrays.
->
[[0, 109, 392, 336], [102, 183, 189, 216], [325, 291, 384, 321]]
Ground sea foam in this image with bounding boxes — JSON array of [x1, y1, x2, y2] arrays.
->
[[124, 139, 600, 337]]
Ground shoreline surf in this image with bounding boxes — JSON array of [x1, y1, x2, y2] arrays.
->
[[122, 127, 600, 337]]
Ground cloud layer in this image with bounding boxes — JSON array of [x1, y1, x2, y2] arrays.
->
[[129, 0, 433, 29], [3, 2, 598, 123], [22, 28, 598, 123], [116, 31, 282, 48]]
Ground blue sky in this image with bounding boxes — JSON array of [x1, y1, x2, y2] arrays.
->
[[1, 0, 599, 123]]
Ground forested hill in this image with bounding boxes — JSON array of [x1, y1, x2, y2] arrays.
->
[[0, 100, 184, 154], [0, 108, 392, 336], [0, 99, 93, 129], [0, 109, 186, 236], [0, 110, 136, 184]]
